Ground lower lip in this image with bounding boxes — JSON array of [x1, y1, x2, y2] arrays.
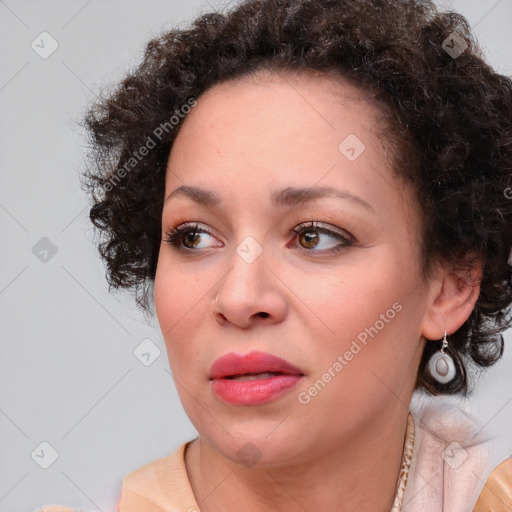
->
[[211, 375, 303, 405]]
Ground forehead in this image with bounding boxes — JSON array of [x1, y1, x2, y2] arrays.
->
[[188, 68, 383, 130], [167, 69, 391, 175]]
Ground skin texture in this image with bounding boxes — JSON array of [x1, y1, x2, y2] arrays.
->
[[153, 70, 480, 512]]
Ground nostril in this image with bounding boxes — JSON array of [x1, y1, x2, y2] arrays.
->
[[258, 312, 269, 318]]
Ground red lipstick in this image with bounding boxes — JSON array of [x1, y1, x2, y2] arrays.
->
[[209, 350, 304, 406]]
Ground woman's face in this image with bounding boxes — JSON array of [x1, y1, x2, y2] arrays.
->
[[154, 70, 432, 466]]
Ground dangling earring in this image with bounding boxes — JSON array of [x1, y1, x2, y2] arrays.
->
[[427, 330, 456, 384]]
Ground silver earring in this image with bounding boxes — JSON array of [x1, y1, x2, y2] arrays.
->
[[428, 330, 456, 384]]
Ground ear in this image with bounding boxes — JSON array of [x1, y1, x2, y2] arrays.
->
[[421, 256, 482, 340]]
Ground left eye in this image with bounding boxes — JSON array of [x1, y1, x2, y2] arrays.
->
[[291, 221, 354, 253]]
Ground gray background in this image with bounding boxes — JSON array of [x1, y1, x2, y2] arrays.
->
[[0, 1, 511, 511]]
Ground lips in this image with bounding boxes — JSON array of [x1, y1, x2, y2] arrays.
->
[[208, 350, 304, 380], [208, 350, 305, 406]]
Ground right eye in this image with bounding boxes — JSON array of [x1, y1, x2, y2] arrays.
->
[[163, 222, 223, 251]]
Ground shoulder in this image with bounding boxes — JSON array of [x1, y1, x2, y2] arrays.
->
[[118, 440, 200, 511], [473, 456, 512, 512], [404, 397, 512, 511], [121, 442, 186, 488], [33, 442, 196, 512]]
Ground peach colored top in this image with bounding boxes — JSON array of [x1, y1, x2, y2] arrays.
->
[[34, 407, 512, 512]]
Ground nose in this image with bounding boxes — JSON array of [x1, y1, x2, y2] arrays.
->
[[212, 241, 287, 329]]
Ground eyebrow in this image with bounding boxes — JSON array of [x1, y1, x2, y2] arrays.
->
[[165, 185, 375, 213]]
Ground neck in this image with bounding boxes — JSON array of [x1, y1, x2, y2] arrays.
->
[[185, 407, 410, 512]]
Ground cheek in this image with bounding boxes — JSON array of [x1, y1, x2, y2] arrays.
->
[[311, 261, 399, 334], [154, 246, 203, 322], [305, 256, 419, 379], [322, 274, 423, 391], [153, 256, 204, 359]]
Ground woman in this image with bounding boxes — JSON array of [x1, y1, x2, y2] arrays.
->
[[38, 0, 512, 510]]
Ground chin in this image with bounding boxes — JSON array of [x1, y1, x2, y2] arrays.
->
[[199, 422, 306, 468]]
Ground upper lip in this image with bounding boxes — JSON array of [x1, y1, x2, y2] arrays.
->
[[208, 350, 304, 379]]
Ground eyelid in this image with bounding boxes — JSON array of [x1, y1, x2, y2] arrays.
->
[[163, 222, 222, 249], [291, 220, 354, 242]]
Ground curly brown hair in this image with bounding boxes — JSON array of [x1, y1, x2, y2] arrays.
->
[[83, 0, 512, 395]]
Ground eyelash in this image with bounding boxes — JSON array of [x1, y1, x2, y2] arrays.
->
[[163, 221, 355, 255]]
